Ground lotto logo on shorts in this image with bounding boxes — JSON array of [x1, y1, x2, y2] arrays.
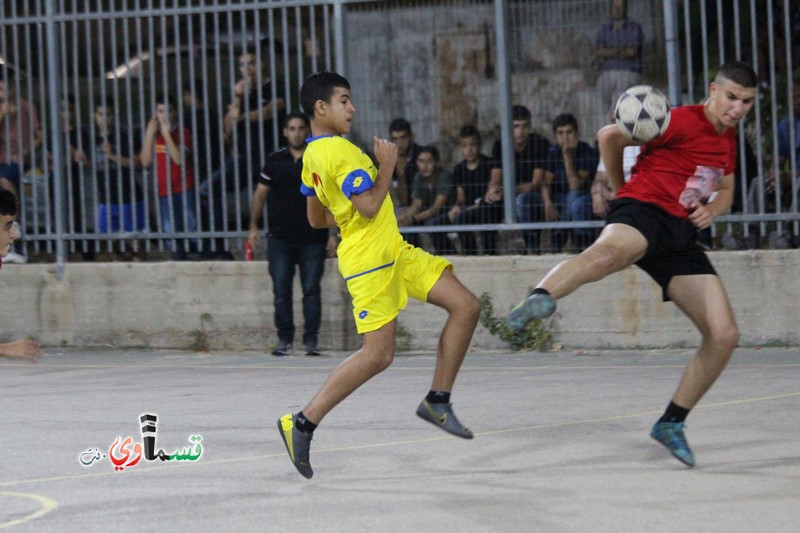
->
[[358, 310, 368, 319]]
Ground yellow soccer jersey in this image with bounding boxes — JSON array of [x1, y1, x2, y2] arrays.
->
[[300, 134, 404, 279]]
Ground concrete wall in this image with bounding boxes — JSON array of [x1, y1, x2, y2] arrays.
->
[[1, 251, 798, 352]]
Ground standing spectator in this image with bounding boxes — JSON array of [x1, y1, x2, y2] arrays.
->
[[594, 0, 644, 113], [224, 51, 286, 190], [428, 125, 495, 255], [93, 98, 146, 261], [388, 118, 424, 208], [0, 70, 41, 263], [140, 95, 197, 260], [0, 189, 40, 361], [396, 146, 453, 249], [541, 113, 599, 252], [491, 105, 550, 254], [60, 95, 95, 261], [183, 82, 231, 259], [246, 112, 337, 356]]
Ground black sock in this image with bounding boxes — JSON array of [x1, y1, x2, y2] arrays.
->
[[658, 401, 690, 424], [426, 390, 451, 404], [531, 287, 550, 297], [295, 411, 318, 433]]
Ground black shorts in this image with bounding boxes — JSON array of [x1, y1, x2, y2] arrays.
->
[[607, 198, 717, 301]]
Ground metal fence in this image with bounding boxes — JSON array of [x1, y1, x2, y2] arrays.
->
[[0, 0, 797, 274]]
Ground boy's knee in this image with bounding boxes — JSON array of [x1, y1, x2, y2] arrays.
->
[[713, 323, 740, 353]]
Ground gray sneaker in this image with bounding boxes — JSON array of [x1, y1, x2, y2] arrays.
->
[[272, 341, 293, 356], [507, 292, 556, 332], [277, 413, 313, 478], [305, 344, 321, 356], [416, 399, 473, 439]]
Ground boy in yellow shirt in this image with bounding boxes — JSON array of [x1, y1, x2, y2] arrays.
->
[[278, 72, 481, 479]]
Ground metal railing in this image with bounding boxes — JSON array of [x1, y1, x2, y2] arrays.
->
[[0, 0, 796, 279]]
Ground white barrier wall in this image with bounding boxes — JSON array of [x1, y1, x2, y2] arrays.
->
[[1, 251, 797, 352]]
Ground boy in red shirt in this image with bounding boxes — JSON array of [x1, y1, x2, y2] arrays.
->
[[140, 95, 198, 260], [508, 61, 758, 468]]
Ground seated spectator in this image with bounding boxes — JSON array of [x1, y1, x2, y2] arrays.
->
[[592, 145, 641, 219], [140, 95, 198, 260], [490, 105, 549, 254], [540, 113, 599, 252], [93, 98, 147, 261], [428, 125, 495, 255], [388, 118, 424, 208], [396, 146, 453, 249], [736, 86, 800, 250]]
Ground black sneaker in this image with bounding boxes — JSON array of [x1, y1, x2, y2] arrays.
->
[[305, 344, 321, 356], [277, 413, 314, 478], [416, 399, 473, 439], [272, 341, 294, 356]]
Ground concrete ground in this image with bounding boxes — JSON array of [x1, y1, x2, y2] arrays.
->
[[1, 346, 798, 532]]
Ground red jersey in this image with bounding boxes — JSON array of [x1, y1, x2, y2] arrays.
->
[[155, 128, 195, 197], [617, 105, 737, 218]]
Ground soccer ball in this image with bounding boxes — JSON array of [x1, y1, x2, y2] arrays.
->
[[614, 85, 671, 142]]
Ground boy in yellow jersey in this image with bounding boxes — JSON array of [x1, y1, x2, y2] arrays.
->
[[278, 72, 481, 479]]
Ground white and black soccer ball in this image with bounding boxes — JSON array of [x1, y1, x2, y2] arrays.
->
[[614, 85, 671, 142]]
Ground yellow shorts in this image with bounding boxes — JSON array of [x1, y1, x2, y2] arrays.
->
[[346, 242, 452, 334]]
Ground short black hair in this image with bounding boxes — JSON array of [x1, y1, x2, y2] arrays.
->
[[283, 111, 310, 129], [154, 93, 177, 110], [389, 118, 412, 134], [552, 113, 578, 134], [716, 61, 758, 88], [417, 145, 439, 162], [459, 125, 481, 142], [0, 68, 15, 82], [95, 96, 115, 111], [0, 188, 18, 217], [512, 105, 532, 122], [300, 71, 350, 118]]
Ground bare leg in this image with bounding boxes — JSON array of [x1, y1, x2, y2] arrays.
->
[[666, 274, 740, 409], [302, 320, 397, 424], [538, 223, 648, 299], [0, 339, 42, 363], [425, 268, 481, 392]]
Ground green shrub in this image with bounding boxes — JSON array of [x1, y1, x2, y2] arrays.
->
[[479, 292, 552, 351]]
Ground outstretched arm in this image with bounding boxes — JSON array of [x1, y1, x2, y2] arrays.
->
[[0, 339, 42, 363]]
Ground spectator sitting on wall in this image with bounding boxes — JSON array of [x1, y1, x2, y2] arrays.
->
[[427, 125, 496, 255], [388, 118, 424, 208], [396, 146, 453, 250], [540, 113, 599, 252], [489, 104, 550, 254]]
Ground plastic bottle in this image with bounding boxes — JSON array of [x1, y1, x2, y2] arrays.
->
[[244, 240, 254, 261]]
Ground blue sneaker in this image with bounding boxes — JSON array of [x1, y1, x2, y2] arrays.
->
[[507, 292, 556, 332], [650, 421, 695, 467]]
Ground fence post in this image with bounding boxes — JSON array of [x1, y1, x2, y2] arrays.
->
[[663, 0, 682, 105], [493, 0, 515, 223], [45, 0, 66, 278]]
